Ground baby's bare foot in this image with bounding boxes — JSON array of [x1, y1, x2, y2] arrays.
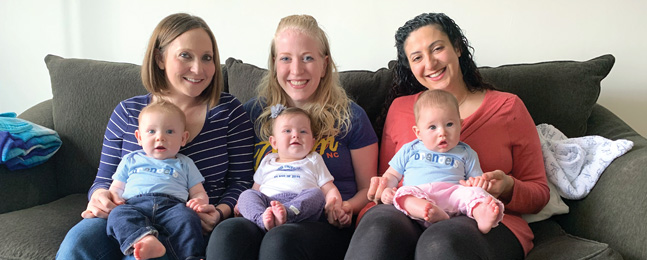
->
[[423, 202, 450, 223], [473, 196, 500, 234], [271, 201, 287, 226], [401, 196, 449, 224], [133, 235, 165, 260], [262, 207, 275, 231]]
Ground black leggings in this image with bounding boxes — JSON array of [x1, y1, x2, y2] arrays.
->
[[207, 217, 354, 260], [345, 204, 524, 260]]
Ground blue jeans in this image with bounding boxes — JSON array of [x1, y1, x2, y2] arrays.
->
[[56, 195, 203, 260], [57, 217, 170, 260], [106, 194, 204, 260]]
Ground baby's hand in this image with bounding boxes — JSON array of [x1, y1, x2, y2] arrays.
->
[[460, 176, 491, 190], [380, 187, 397, 205], [233, 203, 241, 217], [81, 210, 96, 219], [186, 198, 206, 212], [335, 205, 352, 227]]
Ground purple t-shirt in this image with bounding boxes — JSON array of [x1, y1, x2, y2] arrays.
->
[[244, 99, 377, 201]]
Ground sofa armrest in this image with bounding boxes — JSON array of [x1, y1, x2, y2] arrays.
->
[[17, 99, 55, 130], [555, 104, 647, 259], [0, 99, 59, 214]]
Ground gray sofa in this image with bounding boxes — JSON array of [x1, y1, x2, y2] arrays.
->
[[0, 54, 644, 259]]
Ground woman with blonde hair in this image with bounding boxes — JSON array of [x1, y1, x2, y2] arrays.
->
[[208, 14, 378, 260]]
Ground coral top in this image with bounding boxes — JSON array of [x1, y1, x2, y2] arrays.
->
[[380, 90, 549, 255]]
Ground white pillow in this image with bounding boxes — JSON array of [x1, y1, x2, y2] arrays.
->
[[522, 182, 569, 223]]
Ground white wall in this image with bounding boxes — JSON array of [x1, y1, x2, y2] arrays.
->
[[2, 0, 646, 137]]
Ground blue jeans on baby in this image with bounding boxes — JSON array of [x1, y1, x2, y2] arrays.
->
[[56, 217, 169, 260], [106, 193, 204, 260]]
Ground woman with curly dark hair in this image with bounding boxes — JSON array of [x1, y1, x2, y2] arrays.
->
[[347, 13, 549, 259]]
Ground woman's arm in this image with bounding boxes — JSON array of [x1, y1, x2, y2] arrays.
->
[[501, 97, 550, 213], [220, 98, 255, 212], [346, 143, 379, 214]]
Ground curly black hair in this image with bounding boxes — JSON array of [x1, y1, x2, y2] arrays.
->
[[375, 13, 493, 139]]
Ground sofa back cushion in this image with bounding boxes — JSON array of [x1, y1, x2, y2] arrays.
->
[[480, 54, 614, 137], [45, 55, 147, 196]]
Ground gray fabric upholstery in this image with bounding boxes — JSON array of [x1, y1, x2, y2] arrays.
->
[[0, 194, 86, 260], [528, 220, 622, 259], [480, 55, 614, 138], [45, 55, 148, 196], [557, 104, 647, 260], [0, 54, 643, 259]]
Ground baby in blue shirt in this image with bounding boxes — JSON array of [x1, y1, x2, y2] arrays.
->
[[82, 101, 208, 260], [379, 90, 504, 234]]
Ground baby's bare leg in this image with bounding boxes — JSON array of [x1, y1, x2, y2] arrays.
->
[[401, 195, 449, 223], [472, 196, 500, 234], [133, 235, 165, 260]]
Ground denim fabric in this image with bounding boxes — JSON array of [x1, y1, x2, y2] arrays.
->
[[106, 194, 204, 260]]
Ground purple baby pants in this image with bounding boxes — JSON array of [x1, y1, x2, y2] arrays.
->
[[237, 188, 325, 230]]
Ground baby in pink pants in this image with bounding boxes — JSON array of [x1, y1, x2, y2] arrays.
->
[[379, 90, 504, 233]]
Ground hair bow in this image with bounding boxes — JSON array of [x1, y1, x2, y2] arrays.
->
[[270, 104, 287, 119]]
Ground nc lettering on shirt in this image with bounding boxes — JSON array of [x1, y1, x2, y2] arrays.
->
[[414, 152, 459, 168], [130, 166, 178, 178]]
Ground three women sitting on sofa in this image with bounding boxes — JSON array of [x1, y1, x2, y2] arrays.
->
[[57, 11, 548, 260]]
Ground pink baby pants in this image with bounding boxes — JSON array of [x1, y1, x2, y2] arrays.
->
[[393, 182, 504, 227]]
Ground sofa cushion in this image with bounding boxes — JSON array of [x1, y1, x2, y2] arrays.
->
[[480, 54, 614, 137], [0, 194, 86, 260], [527, 220, 621, 259], [45, 55, 147, 196], [223, 58, 268, 104]]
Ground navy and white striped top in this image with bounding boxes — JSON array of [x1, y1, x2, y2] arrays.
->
[[90, 93, 255, 210]]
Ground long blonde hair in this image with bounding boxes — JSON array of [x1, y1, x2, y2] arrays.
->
[[141, 13, 223, 108], [253, 14, 351, 141]]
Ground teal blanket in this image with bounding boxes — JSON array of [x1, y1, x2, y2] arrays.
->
[[0, 112, 62, 170]]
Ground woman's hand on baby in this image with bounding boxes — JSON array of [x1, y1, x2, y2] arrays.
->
[[367, 176, 389, 204], [460, 176, 492, 190], [480, 170, 514, 200], [194, 204, 218, 233], [81, 189, 124, 219], [335, 202, 352, 228], [325, 198, 352, 228]]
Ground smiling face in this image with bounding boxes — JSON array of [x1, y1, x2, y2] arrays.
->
[[156, 28, 216, 101], [404, 25, 465, 92], [135, 109, 189, 160], [273, 29, 328, 108], [413, 103, 461, 153], [269, 112, 315, 163]]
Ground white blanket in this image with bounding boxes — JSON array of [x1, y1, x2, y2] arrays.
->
[[536, 124, 633, 200]]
